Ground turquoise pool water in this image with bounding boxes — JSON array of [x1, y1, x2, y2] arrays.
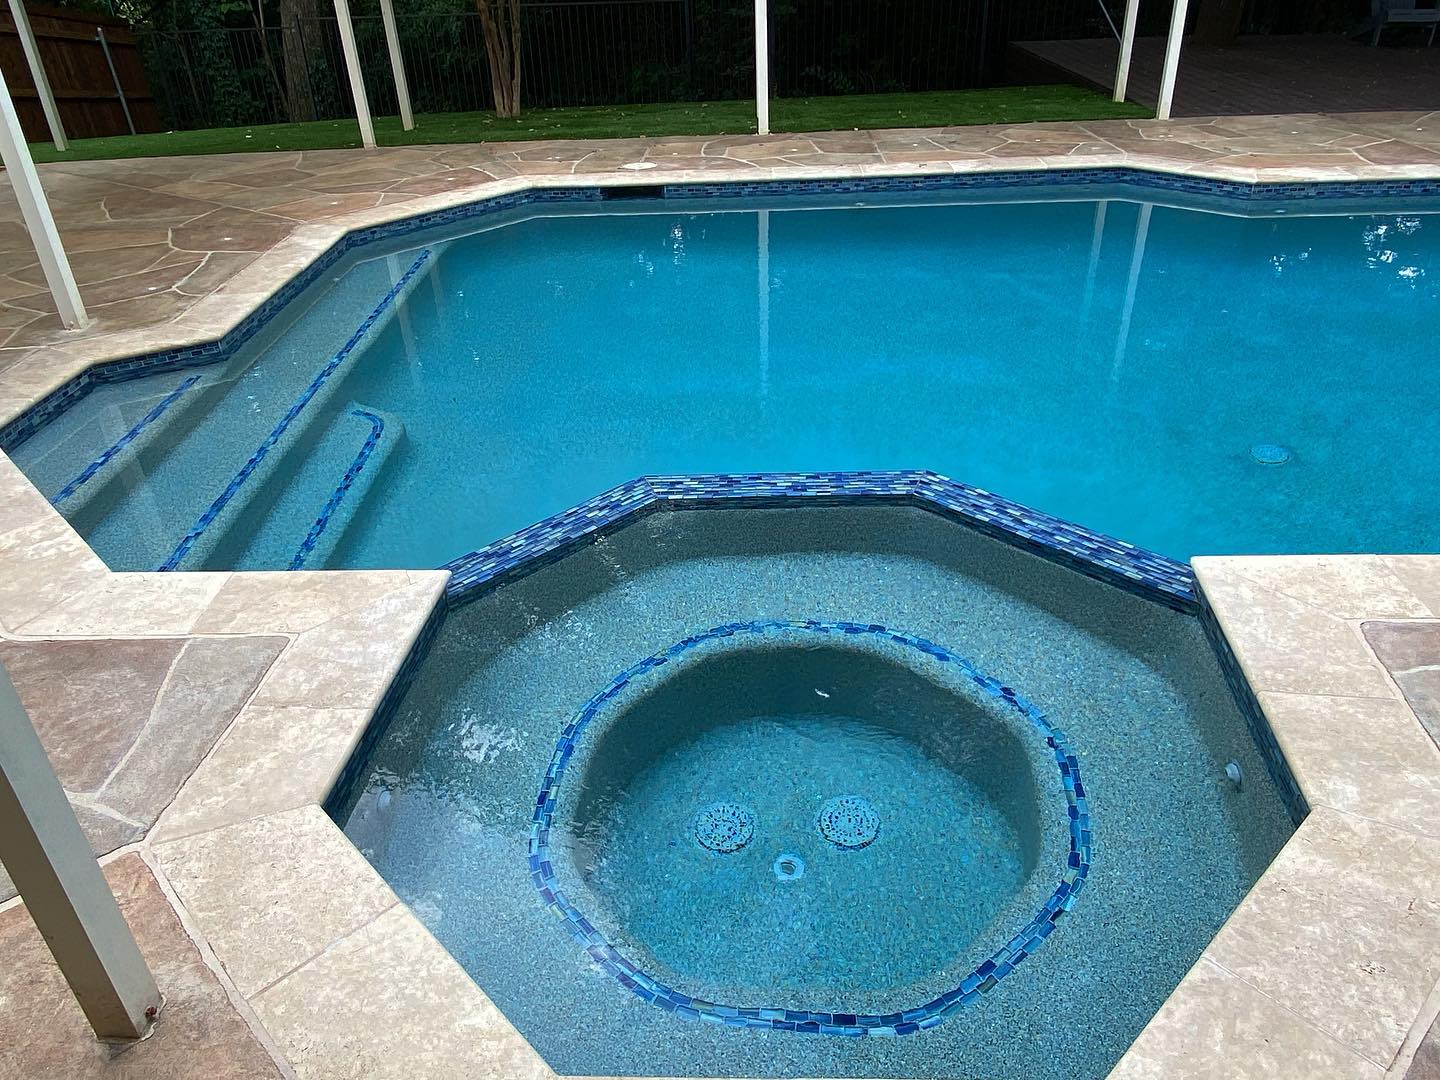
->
[[338, 505, 1294, 1078], [8, 186, 1439, 571]]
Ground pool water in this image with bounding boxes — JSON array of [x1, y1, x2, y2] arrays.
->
[[338, 505, 1295, 1079], [9, 186, 1439, 571]]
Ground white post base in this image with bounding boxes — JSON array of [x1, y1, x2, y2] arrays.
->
[[0, 664, 161, 1040]]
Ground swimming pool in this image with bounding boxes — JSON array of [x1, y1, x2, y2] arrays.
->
[[6, 176, 1438, 573], [336, 503, 1294, 1079]]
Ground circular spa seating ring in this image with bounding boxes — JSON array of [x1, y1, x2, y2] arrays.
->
[[527, 619, 1092, 1038]]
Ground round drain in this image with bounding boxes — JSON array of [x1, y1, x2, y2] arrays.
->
[[817, 795, 880, 850], [773, 853, 805, 881], [693, 802, 755, 853], [1251, 443, 1291, 465]]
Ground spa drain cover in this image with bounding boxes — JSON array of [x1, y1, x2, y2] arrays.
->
[[693, 802, 756, 853], [817, 795, 880, 850]]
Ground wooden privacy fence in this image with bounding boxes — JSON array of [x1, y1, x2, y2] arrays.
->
[[0, 4, 160, 142]]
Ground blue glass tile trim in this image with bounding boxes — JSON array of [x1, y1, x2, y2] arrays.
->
[[2, 169, 1436, 456], [1195, 583, 1309, 825], [53, 373, 201, 503], [289, 407, 386, 571], [528, 619, 1092, 1036], [323, 592, 449, 821], [158, 249, 433, 572], [661, 168, 1440, 203], [442, 470, 1197, 613]]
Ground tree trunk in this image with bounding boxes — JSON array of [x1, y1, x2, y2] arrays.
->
[[475, 0, 521, 118], [280, 0, 324, 122], [1193, 0, 1245, 45]]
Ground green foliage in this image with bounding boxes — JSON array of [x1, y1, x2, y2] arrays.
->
[[28, 86, 1149, 161]]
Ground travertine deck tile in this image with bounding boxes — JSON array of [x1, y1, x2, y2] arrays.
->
[[1204, 807, 1440, 1067], [154, 804, 398, 997], [253, 903, 554, 1080], [1107, 957, 1382, 1079], [1193, 566, 1395, 698], [1257, 690, 1440, 833], [153, 704, 371, 843]]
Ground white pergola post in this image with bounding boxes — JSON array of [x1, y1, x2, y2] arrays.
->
[[378, 0, 413, 132], [753, 0, 769, 136], [333, 0, 376, 148], [0, 68, 85, 328], [1156, 0, 1191, 119], [0, 664, 161, 1041], [1112, 0, 1141, 102], [9, 0, 65, 150]]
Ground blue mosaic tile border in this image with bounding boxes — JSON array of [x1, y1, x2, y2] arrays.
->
[[3, 167, 1436, 457], [662, 168, 1440, 203], [1195, 585, 1309, 826], [528, 618, 1091, 1036], [322, 591, 449, 822], [443, 470, 1197, 613], [289, 407, 386, 571], [53, 373, 201, 503], [158, 249, 433, 571]]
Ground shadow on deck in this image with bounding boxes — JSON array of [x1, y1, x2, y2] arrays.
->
[[1011, 33, 1439, 117]]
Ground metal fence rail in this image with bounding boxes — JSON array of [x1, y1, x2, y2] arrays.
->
[[137, 0, 1167, 133]]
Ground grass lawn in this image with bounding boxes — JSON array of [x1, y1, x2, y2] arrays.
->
[[29, 86, 1147, 163]]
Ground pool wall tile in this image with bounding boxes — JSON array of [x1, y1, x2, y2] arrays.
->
[[442, 471, 1197, 614], [1196, 584, 1310, 825]]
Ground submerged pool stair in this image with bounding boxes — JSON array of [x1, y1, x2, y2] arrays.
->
[[157, 247, 432, 571]]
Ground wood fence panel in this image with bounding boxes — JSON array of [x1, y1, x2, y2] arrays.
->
[[0, 4, 160, 142]]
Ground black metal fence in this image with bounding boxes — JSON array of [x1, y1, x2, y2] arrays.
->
[[137, 0, 1171, 132]]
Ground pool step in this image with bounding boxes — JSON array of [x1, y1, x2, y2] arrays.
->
[[289, 403, 404, 569], [207, 402, 405, 572], [158, 247, 433, 571]]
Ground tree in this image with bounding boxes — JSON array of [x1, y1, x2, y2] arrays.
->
[[474, 0, 520, 118]]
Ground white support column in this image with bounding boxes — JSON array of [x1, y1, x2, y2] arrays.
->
[[753, 0, 769, 136], [9, 0, 65, 150], [1156, 0, 1191, 120], [1112, 0, 1141, 103], [333, 0, 376, 149], [0, 68, 85, 328], [0, 664, 161, 1041], [378, 0, 414, 132]]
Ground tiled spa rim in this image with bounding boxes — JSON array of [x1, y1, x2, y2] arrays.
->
[[528, 619, 1091, 1037]]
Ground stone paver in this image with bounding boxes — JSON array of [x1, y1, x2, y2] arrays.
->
[[0, 853, 285, 1080], [1363, 620, 1440, 748], [0, 634, 285, 900]]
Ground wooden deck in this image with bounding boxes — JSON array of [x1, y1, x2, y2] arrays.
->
[[1012, 34, 1440, 117]]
